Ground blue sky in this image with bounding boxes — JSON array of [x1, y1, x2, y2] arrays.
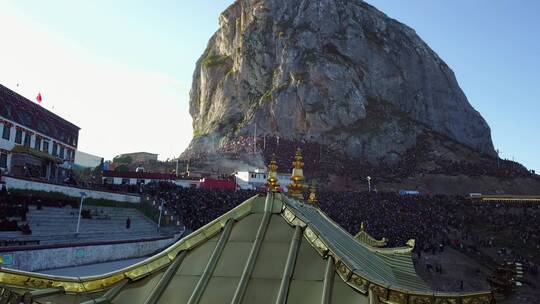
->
[[0, 1, 538, 172]]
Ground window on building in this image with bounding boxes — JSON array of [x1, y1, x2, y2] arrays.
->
[[2, 125, 10, 140], [43, 141, 49, 154], [15, 129, 22, 144], [52, 143, 58, 156], [23, 133, 31, 147], [59, 146, 65, 159], [0, 153, 7, 169], [34, 137, 41, 150]]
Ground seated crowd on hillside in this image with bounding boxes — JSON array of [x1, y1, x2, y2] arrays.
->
[[0, 186, 30, 233], [144, 182, 255, 230], [317, 191, 539, 274], [182, 135, 536, 182], [2, 178, 538, 277], [143, 183, 539, 277]]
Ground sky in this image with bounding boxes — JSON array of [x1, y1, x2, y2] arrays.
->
[[0, 1, 538, 171]]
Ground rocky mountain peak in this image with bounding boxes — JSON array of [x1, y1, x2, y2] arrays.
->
[[185, 0, 495, 164]]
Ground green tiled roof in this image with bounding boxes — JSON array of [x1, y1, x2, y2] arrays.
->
[[282, 195, 429, 291]]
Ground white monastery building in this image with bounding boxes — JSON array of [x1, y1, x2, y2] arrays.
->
[[234, 169, 292, 191]]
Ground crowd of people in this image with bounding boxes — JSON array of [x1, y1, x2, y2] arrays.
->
[[316, 191, 539, 276], [141, 183, 539, 279], [144, 182, 255, 230], [2, 169, 538, 278], [0, 185, 28, 232], [182, 135, 537, 183]]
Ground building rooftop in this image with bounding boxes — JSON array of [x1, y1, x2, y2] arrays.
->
[[120, 152, 159, 157], [0, 192, 494, 304], [0, 84, 80, 146]]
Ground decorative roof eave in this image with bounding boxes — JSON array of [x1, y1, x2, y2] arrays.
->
[[279, 197, 495, 304], [370, 246, 414, 255], [0, 195, 265, 293], [354, 230, 388, 248]]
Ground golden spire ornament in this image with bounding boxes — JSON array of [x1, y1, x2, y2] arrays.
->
[[266, 154, 280, 192], [307, 185, 318, 204], [287, 148, 308, 199]]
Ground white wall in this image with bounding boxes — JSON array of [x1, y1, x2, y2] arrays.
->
[[174, 180, 200, 188], [4, 176, 141, 203], [234, 171, 292, 191], [104, 177, 178, 186], [75, 150, 102, 168]]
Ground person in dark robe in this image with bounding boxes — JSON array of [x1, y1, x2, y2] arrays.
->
[[126, 217, 131, 229]]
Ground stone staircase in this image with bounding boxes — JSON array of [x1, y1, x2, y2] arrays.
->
[[0, 205, 166, 245]]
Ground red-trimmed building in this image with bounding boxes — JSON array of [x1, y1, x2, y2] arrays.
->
[[0, 84, 80, 181], [102, 171, 237, 190]]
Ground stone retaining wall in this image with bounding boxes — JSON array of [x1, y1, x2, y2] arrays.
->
[[0, 236, 178, 272]]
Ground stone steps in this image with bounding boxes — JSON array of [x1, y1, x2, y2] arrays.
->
[[0, 205, 167, 245]]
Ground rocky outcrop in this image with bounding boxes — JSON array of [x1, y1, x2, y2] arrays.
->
[[185, 0, 495, 163]]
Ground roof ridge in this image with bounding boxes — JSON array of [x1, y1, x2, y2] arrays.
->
[[0, 83, 80, 130]]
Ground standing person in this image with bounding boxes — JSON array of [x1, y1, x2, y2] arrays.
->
[[126, 217, 131, 229]]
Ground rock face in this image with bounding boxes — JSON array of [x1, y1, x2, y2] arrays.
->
[[186, 0, 495, 163]]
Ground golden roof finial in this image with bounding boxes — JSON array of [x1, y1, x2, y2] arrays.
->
[[266, 154, 280, 192], [287, 148, 308, 199], [360, 222, 365, 231], [293, 148, 303, 169], [307, 185, 318, 204]]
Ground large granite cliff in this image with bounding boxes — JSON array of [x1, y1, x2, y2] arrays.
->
[[185, 0, 495, 164]]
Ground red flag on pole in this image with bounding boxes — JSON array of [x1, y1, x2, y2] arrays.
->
[[36, 92, 42, 104]]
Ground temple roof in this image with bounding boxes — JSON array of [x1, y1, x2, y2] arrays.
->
[[0, 193, 494, 304]]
